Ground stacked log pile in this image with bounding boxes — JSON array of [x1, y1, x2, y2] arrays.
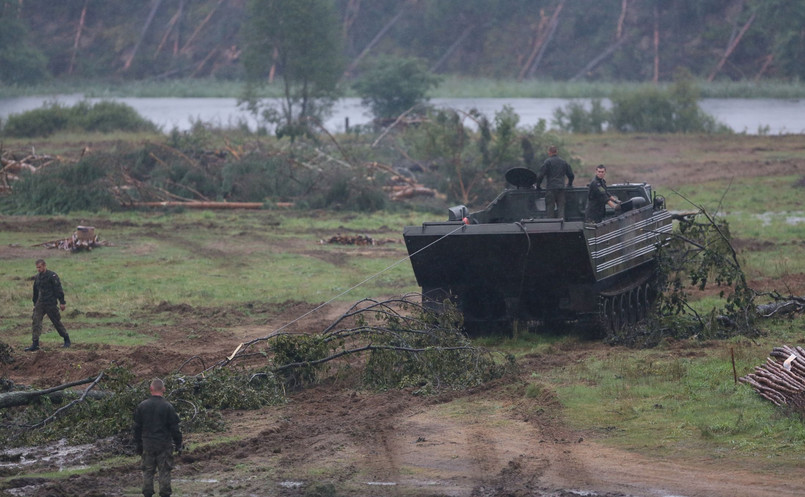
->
[[739, 345, 805, 412]]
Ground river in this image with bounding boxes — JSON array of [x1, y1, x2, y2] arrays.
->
[[1, 96, 803, 135]]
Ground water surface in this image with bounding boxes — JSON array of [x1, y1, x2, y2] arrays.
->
[[1, 96, 803, 135]]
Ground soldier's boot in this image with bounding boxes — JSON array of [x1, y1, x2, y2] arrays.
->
[[24, 339, 40, 352], [63, 334, 71, 348]]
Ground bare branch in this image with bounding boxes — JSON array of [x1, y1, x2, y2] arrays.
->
[[26, 371, 105, 429]]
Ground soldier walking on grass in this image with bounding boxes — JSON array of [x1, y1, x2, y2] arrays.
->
[[26, 259, 71, 351], [134, 378, 183, 497]]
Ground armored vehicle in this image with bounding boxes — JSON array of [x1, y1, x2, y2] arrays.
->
[[403, 167, 672, 333]]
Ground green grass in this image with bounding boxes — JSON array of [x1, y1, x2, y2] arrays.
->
[[662, 174, 805, 284], [517, 332, 805, 468], [0, 210, 424, 336], [3, 77, 805, 99]]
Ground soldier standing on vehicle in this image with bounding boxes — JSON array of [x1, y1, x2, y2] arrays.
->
[[536, 145, 574, 219], [134, 378, 183, 497], [585, 164, 619, 223], [27, 259, 71, 351]]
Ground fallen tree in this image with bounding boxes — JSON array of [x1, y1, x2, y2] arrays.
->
[[1, 295, 510, 447], [609, 191, 805, 347], [124, 201, 265, 209], [0, 376, 105, 409]]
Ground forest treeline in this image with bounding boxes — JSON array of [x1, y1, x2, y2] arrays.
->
[[1, 0, 803, 86]]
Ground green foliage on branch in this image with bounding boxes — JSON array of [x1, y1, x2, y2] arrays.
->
[[0, 366, 285, 448], [361, 304, 513, 395], [272, 334, 330, 389], [403, 105, 572, 205], [606, 207, 759, 348]]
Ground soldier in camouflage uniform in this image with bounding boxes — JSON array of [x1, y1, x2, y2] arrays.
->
[[27, 259, 70, 351], [536, 145, 574, 219], [585, 165, 620, 223], [134, 378, 183, 497]]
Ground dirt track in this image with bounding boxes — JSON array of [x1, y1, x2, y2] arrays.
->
[[3, 134, 805, 496]]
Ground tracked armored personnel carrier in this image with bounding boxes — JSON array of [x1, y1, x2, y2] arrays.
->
[[403, 167, 672, 333]]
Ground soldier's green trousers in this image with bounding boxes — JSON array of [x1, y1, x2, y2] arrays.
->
[[32, 303, 68, 341], [141, 445, 174, 497]]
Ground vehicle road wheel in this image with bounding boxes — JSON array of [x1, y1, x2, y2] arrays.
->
[[612, 294, 623, 331]]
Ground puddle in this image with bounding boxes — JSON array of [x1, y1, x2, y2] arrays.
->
[[753, 211, 805, 226], [0, 437, 115, 473], [279, 481, 304, 488]]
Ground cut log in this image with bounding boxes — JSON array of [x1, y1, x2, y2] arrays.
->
[[0, 377, 102, 409], [128, 201, 265, 209]]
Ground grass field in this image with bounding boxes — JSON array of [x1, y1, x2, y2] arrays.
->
[[2, 76, 805, 99]]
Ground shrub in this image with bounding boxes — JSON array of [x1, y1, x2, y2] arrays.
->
[[404, 106, 570, 205], [309, 173, 387, 212], [2, 157, 119, 214], [221, 156, 313, 202], [1, 103, 69, 137], [72, 100, 158, 133], [552, 99, 609, 133], [353, 55, 441, 121], [553, 71, 731, 134], [1, 100, 157, 138], [609, 85, 677, 132]]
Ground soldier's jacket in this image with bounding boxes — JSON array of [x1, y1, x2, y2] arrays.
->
[[537, 155, 575, 190], [134, 395, 182, 451], [33, 269, 65, 306]]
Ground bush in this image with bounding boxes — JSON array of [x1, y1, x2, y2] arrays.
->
[[1, 103, 69, 138], [1, 157, 120, 214], [552, 71, 731, 134], [1, 100, 157, 138], [221, 156, 313, 202], [404, 106, 569, 205], [552, 99, 609, 133], [609, 86, 677, 132], [353, 55, 441, 121], [309, 173, 388, 212], [72, 101, 159, 133]]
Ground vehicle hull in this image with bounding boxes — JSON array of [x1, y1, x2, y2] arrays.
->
[[403, 182, 672, 328]]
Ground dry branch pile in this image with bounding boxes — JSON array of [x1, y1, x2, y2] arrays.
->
[[740, 345, 805, 411], [320, 234, 399, 245], [37, 226, 112, 252], [0, 148, 63, 194]]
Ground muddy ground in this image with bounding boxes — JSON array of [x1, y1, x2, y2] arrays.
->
[[2, 134, 805, 497]]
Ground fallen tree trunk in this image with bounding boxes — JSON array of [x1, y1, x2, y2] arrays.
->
[[756, 296, 805, 317], [0, 376, 107, 409], [127, 201, 265, 209]]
